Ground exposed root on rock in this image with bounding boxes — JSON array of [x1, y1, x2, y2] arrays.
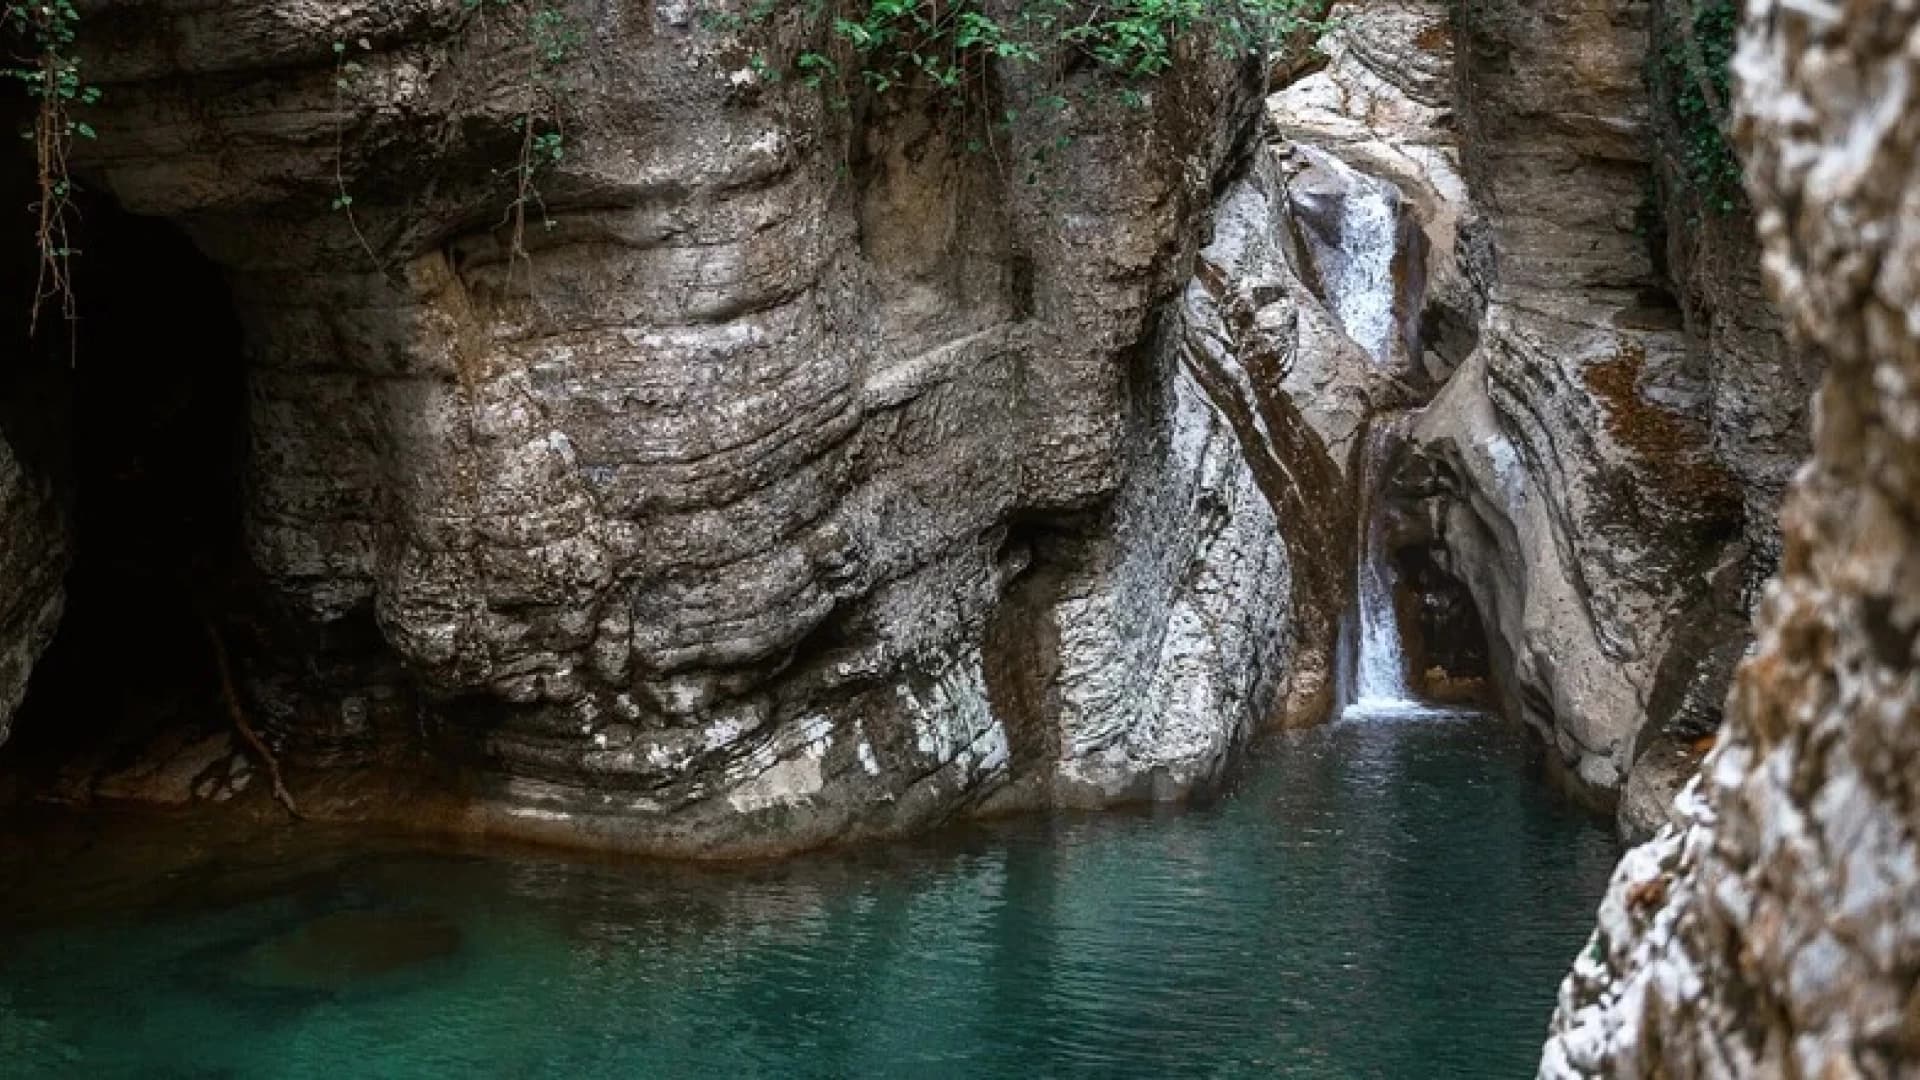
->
[[203, 618, 301, 820]]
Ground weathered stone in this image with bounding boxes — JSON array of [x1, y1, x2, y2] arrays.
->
[[0, 0, 1830, 871], [1614, 731, 1704, 845], [0, 433, 64, 749], [1543, 0, 1920, 1072], [0, 0, 1387, 854], [1390, 0, 1778, 805]]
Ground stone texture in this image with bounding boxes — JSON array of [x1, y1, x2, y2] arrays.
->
[[1644, 0, 1820, 601], [1265, 0, 1483, 386], [1267, 0, 1741, 802], [0, 0, 1830, 867], [0, 434, 64, 748], [0, 0, 1390, 854], [1396, 0, 1771, 802], [1261, 0, 1817, 821], [1542, 0, 1920, 1072], [1613, 731, 1705, 845]]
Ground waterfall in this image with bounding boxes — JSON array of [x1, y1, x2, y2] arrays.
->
[[1287, 147, 1431, 718], [1289, 146, 1404, 366], [1346, 418, 1417, 714]]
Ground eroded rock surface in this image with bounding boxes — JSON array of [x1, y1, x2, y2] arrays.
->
[[1268, 0, 1799, 814], [0, 434, 64, 748], [1419, 0, 1756, 800], [0, 0, 1387, 854], [1543, 1, 1920, 1073], [0, 0, 1830, 862]]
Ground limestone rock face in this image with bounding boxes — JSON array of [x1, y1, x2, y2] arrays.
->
[[1644, 0, 1820, 601], [1267, 0, 1748, 802], [1379, 0, 1772, 802], [1542, 1, 1920, 1073], [0, 0, 1373, 853]]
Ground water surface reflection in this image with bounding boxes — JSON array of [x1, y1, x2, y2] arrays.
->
[[0, 712, 1616, 1078]]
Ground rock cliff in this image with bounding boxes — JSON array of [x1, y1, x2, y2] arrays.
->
[[1265, 0, 1812, 828], [0, 0, 1380, 854], [0, 0, 1830, 858], [1407, 0, 1766, 810], [1543, 0, 1920, 1072]]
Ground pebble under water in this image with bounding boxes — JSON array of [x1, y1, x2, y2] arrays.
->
[[0, 711, 1617, 1078]]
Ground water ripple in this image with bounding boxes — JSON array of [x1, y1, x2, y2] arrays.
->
[[0, 713, 1616, 1079]]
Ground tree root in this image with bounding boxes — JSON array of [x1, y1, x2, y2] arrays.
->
[[203, 618, 302, 820]]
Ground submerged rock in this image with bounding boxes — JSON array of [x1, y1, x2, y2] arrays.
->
[[242, 909, 463, 991]]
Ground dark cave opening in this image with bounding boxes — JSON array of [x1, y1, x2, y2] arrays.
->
[[1376, 450, 1498, 710], [2, 194, 256, 787], [1390, 538, 1495, 705]]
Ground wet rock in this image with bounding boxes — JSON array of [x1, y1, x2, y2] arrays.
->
[[1266, 0, 1483, 386]]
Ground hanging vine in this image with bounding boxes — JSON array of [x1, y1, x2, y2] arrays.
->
[[4, 0, 98, 336], [1651, 0, 1740, 215], [331, 0, 581, 281], [711, 0, 1332, 186]]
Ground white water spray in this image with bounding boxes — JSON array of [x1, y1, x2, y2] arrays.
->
[[1292, 146, 1404, 366], [1347, 419, 1418, 714]]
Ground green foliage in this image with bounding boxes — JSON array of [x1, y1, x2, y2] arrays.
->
[[715, 0, 1327, 191], [1654, 0, 1740, 215], [4, 0, 100, 333], [729, 0, 1329, 104]]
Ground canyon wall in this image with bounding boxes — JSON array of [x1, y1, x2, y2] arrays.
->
[[0, 0, 1829, 856], [1266, 0, 1812, 828], [1409, 0, 1776, 812], [0, 0, 1376, 854], [1543, 0, 1920, 1073]]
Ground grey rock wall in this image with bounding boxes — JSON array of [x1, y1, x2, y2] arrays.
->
[[0, 434, 64, 748], [1419, 0, 1754, 802], [1267, 0, 1814, 831], [1542, 0, 1920, 1073], [0, 0, 1374, 853]]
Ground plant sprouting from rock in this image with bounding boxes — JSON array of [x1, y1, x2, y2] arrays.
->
[[331, 36, 381, 269], [717, 0, 1329, 183], [1652, 0, 1740, 214], [4, 0, 98, 336], [498, 1, 580, 277], [330, 0, 581, 281], [762, 0, 1328, 90]]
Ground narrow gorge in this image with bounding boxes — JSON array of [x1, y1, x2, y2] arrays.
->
[[0, 0, 1911, 1075]]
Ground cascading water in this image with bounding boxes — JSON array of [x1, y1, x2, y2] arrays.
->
[[1289, 145, 1405, 366], [1292, 147, 1432, 719], [1345, 418, 1420, 716]]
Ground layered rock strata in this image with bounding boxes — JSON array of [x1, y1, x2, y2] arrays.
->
[[0, 1, 1375, 854], [1543, 0, 1920, 1072]]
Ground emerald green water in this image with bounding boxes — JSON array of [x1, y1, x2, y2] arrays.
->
[[0, 711, 1615, 1078]]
